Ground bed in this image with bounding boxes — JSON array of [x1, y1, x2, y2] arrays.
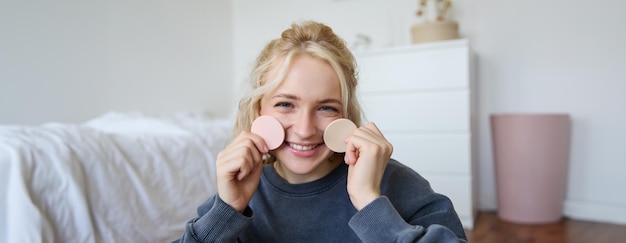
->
[[0, 111, 234, 242]]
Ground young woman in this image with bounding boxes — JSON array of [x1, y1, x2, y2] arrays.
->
[[174, 21, 467, 242]]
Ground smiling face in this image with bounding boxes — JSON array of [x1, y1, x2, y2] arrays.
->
[[259, 54, 343, 183]]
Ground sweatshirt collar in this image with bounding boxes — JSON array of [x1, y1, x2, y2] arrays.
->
[[262, 161, 348, 196]]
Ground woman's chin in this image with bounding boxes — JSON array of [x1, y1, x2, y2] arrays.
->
[[274, 146, 335, 180]]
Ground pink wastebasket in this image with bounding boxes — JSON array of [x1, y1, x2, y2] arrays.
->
[[491, 114, 571, 224]]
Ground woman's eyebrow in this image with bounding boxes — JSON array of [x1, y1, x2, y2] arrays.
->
[[319, 98, 342, 105], [272, 93, 299, 100], [272, 94, 341, 105]]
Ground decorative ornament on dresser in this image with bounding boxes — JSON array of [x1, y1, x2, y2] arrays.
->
[[412, 0, 460, 44]]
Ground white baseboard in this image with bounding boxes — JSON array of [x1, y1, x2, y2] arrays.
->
[[478, 195, 626, 226], [564, 199, 626, 226]]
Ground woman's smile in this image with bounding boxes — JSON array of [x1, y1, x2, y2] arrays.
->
[[286, 142, 324, 157]]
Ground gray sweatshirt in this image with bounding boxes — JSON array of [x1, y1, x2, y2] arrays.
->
[[173, 159, 467, 242]]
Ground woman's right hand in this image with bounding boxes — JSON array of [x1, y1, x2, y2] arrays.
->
[[215, 131, 269, 213]]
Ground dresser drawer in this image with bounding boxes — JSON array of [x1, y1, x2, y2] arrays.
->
[[357, 40, 475, 229], [361, 90, 470, 131], [387, 133, 470, 174], [357, 45, 469, 93]]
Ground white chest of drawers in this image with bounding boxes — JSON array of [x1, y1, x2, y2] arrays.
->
[[355, 39, 475, 229]]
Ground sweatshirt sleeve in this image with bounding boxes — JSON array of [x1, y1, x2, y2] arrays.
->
[[348, 196, 467, 243], [172, 195, 253, 243]]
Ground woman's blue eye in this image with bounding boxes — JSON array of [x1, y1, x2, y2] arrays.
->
[[320, 106, 339, 113], [275, 102, 292, 108]]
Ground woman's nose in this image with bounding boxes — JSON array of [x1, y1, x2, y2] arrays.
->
[[292, 112, 317, 139]]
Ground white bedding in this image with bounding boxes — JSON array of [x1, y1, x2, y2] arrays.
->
[[0, 111, 233, 243]]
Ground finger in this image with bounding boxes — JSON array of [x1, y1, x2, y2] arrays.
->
[[344, 137, 359, 165], [345, 124, 392, 164], [236, 158, 253, 180], [363, 122, 383, 134], [352, 124, 384, 143], [217, 142, 263, 181], [233, 131, 270, 154], [238, 131, 270, 154], [220, 132, 266, 163], [235, 144, 264, 180]]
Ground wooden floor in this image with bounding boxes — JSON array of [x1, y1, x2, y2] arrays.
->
[[465, 211, 626, 243]]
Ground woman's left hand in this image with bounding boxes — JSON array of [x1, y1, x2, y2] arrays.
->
[[344, 122, 393, 210]]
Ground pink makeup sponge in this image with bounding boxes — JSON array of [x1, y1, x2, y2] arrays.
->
[[251, 116, 285, 150], [324, 118, 357, 153]]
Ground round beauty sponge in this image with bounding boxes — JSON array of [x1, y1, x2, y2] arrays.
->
[[323, 118, 357, 153], [251, 116, 285, 150]]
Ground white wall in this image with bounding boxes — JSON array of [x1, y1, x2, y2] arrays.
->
[[232, 0, 407, 102], [233, 0, 626, 225], [0, 0, 233, 125], [456, 0, 626, 225]]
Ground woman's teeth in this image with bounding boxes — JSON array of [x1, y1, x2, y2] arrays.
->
[[289, 143, 317, 151]]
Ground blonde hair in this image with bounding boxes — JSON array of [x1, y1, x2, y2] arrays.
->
[[234, 21, 362, 163]]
